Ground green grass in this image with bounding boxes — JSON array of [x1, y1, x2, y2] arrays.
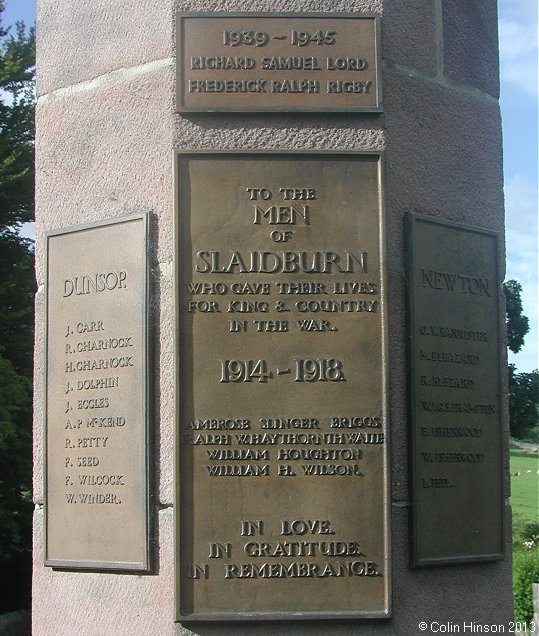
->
[[510, 449, 539, 524], [511, 449, 539, 622]]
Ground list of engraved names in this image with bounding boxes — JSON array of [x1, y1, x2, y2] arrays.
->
[[177, 154, 389, 619], [45, 216, 148, 570], [408, 215, 503, 566], [177, 14, 381, 111]]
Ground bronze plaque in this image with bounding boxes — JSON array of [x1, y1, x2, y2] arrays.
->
[[45, 215, 150, 571], [176, 13, 382, 112], [176, 152, 389, 620], [407, 214, 504, 567]]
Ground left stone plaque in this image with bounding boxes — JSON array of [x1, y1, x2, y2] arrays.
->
[[44, 215, 150, 571]]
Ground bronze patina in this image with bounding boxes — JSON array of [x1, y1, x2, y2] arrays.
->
[[177, 13, 382, 112], [44, 215, 150, 571], [175, 152, 389, 620], [407, 214, 504, 566]]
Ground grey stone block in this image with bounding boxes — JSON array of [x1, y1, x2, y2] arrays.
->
[[382, 66, 504, 500], [390, 505, 513, 631], [382, 0, 438, 74], [382, 66, 504, 226], [442, 0, 500, 97]]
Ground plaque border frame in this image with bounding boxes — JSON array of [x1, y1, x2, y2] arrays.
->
[[406, 212, 505, 568], [176, 12, 383, 113], [173, 149, 391, 621], [43, 213, 152, 572]]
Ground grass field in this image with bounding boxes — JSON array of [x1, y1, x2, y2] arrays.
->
[[510, 449, 539, 525]]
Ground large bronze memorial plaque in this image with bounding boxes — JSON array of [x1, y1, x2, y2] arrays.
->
[[45, 215, 150, 570], [407, 214, 504, 567], [176, 13, 382, 112], [175, 153, 389, 620]]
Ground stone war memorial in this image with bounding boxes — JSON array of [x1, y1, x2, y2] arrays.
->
[[33, 2, 513, 634]]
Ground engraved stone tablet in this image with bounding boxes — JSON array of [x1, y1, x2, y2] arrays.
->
[[45, 215, 150, 571], [407, 214, 504, 566], [176, 153, 389, 620], [176, 13, 382, 112]]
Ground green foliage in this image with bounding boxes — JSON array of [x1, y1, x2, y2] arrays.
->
[[521, 425, 539, 445], [511, 452, 539, 624], [0, 1, 35, 230], [0, 229, 34, 375], [0, 353, 32, 560], [509, 366, 539, 439], [512, 515, 539, 550], [513, 544, 539, 623], [504, 279, 537, 438], [0, 3, 35, 564], [504, 280, 530, 354]]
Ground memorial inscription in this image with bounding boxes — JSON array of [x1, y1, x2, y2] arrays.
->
[[176, 13, 381, 112], [176, 153, 389, 620], [407, 214, 504, 566], [45, 215, 150, 570]]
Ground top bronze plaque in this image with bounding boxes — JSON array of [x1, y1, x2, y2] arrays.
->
[[176, 13, 382, 112]]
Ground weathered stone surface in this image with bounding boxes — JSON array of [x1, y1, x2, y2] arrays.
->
[[442, 0, 500, 97], [173, 114, 385, 152], [178, 0, 382, 12], [36, 0, 173, 96], [36, 0, 385, 96], [32, 506, 513, 635], [33, 507, 175, 636], [34, 0, 511, 631], [35, 70, 177, 510], [382, 66, 504, 501], [32, 288, 45, 505], [382, 0, 438, 74], [383, 67, 504, 225], [391, 505, 513, 628], [156, 268, 175, 506], [34, 67, 175, 286]]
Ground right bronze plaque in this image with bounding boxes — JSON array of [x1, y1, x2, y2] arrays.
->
[[407, 214, 504, 567], [176, 152, 389, 620]]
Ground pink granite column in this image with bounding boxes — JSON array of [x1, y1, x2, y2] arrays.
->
[[33, 1, 512, 634]]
